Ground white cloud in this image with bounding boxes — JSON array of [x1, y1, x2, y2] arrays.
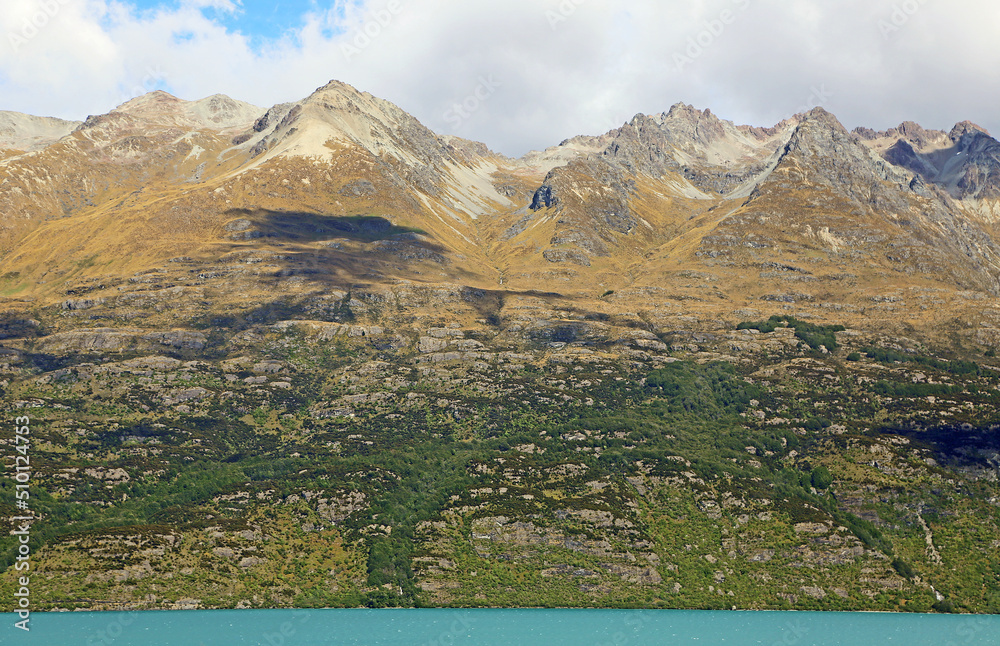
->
[[180, 0, 238, 11], [0, 0, 997, 155]]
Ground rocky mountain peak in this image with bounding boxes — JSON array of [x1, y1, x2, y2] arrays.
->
[[738, 115, 801, 142], [853, 121, 952, 156], [797, 106, 846, 131], [314, 78, 442, 135], [189, 94, 263, 129], [883, 121, 946, 150], [109, 90, 262, 132], [313, 78, 366, 96], [601, 113, 677, 176], [896, 120, 930, 141], [750, 105, 918, 216], [852, 126, 878, 141], [664, 101, 713, 120], [946, 123, 1000, 199], [948, 121, 996, 158], [304, 79, 367, 109], [857, 117, 1000, 201], [949, 120, 991, 142], [245, 77, 444, 165], [115, 90, 184, 114], [659, 102, 727, 145], [301, 79, 402, 123], [778, 108, 852, 162]]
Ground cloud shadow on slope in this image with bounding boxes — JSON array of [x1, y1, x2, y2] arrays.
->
[[215, 207, 470, 284], [221, 208, 427, 244]]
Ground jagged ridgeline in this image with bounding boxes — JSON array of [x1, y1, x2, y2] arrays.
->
[[0, 81, 999, 612]]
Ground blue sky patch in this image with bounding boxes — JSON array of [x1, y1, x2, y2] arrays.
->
[[130, 0, 333, 44]]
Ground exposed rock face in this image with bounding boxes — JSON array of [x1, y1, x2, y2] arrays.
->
[[755, 107, 911, 212], [659, 103, 728, 147], [601, 114, 680, 176], [543, 249, 592, 266], [858, 118, 1000, 201], [253, 102, 296, 133], [340, 179, 377, 197], [690, 108, 1000, 295], [950, 125, 1000, 200], [529, 185, 556, 210], [884, 139, 932, 178], [34, 329, 207, 353]]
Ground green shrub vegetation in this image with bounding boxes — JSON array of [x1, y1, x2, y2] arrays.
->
[[811, 466, 833, 490], [892, 558, 917, 580], [872, 381, 963, 398], [1, 331, 998, 614], [863, 347, 981, 375], [737, 315, 845, 351]]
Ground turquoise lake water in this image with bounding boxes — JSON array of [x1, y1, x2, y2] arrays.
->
[[6, 609, 999, 645]]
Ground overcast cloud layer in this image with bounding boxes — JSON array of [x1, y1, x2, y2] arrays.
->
[[0, 0, 997, 157]]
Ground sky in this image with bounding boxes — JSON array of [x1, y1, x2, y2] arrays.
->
[[0, 0, 997, 157]]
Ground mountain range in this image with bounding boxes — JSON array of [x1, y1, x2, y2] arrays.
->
[[2, 80, 1000, 614], [3, 79, 1000, 316]]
